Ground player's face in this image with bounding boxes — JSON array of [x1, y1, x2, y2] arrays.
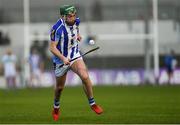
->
[[65, 13, 76, 26]]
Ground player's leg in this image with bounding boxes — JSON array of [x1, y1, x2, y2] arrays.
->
[[52, 63, 70, 121], [71, 59, 93, 98], [54, 73, 67, 106], [71, 59, 103, 114], [52, 73, 67, 121]]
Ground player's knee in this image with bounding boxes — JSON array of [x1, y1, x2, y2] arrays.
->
[[81, 73, 89, 81]]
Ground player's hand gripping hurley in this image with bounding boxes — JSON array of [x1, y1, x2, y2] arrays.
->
[[59, 46, 100, 68]]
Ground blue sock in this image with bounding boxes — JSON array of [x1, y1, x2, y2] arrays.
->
[[88, 97, 95, 106], [54, 99, 60, 108]]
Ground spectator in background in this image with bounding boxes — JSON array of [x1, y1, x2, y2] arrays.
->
[[41, 40, 49, 60], [1, 49, 17, 89], [164, 50, 178, 84], [29, 49, 44, 87], [30, 40, 41, 54], [0, 31, 11, 45]]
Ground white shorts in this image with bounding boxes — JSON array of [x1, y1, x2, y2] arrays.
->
[[5, 68, 16, 77], [54, 53, 82, 77]]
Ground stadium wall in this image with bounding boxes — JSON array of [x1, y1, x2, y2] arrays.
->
[[0, 20, 180, 58], [1, 68, 180, 89]]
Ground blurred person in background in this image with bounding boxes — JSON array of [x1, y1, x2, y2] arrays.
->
[[1, 49, 17, 89], [164, 50, 178, 84], [29, 48, 44, 87], [30, 40, 41, 54], [49, 5, 103, 121]]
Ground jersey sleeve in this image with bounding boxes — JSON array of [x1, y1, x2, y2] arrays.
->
[[50, 28, 62, 42], [50, 21, 63, 42]]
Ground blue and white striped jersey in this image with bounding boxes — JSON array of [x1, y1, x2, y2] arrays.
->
[[50, 18, 80, 64]]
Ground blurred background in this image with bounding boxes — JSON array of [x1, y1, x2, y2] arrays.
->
[[0, 0, 180, 89]]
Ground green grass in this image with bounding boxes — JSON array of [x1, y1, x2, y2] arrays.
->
[[0, 85, 180, 124]]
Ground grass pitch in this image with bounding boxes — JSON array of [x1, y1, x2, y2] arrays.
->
[[0, 85, 180, 124]]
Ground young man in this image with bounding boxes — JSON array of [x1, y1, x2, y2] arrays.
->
[[1, 49, 17, 89], [29, 49, 43, 87], [49, 5, 103, 121]]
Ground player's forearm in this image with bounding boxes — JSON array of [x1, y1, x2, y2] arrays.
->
[[49, 46, 65, 61]]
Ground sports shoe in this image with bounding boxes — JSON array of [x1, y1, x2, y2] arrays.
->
[[91, 104, 103, 115], [52, 108, 60, 121]]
